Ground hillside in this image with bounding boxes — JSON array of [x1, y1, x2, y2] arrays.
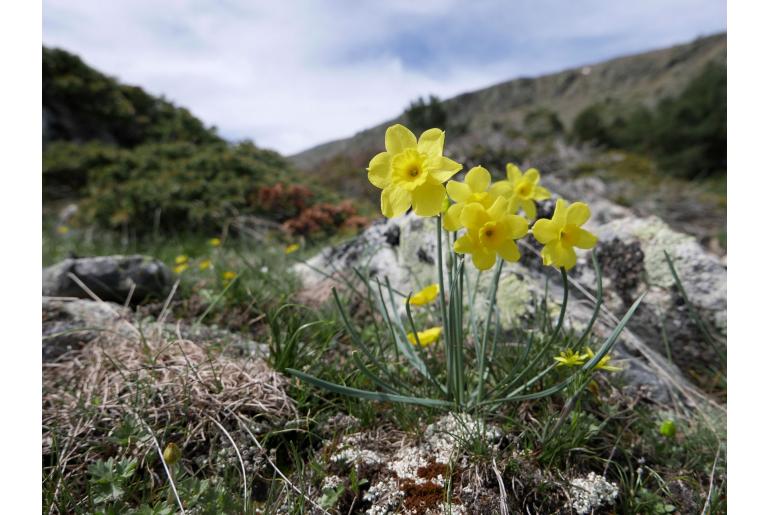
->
[[289, 33, 726, 248], [291, 33, 726, 170], [43, 47, 222, 148]]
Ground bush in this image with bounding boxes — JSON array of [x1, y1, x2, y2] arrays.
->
[[77, 141, 296, 233], [524, 108, 564, 140], [405, 95, 447, 133]]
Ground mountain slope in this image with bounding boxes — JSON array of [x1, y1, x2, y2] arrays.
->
[[290, 33, 726, 171]]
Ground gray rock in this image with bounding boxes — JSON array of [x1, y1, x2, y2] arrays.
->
[[42, 297, 133, 361], [42, 255, 173, 305]]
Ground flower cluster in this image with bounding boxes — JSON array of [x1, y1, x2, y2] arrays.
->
[[367, 124, 597, 271]]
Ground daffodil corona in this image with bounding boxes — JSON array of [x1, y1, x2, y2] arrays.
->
[[453, 197, 529, 270], [368, 124, 462, 218], [531, 199, 598, 270]]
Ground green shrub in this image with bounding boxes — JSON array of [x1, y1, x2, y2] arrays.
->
[[571, 62, 726, 179], [405, 95, 447, 133], [524, 107, 564, 140], [77, 141, 297, 233]]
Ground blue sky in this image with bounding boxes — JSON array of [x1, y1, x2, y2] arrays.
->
[[42, 0, 725, 154]]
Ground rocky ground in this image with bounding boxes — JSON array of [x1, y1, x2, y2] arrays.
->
[[42, 175, 726, 514]]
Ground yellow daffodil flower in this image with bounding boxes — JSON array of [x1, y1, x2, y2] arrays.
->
[[173, 263, 188, 274], [367, 124, 462, 218], [222, 270, 237, 283], [56, 225, 70, 235], [175, 255, 189, 265], [199, 259, 212, 271], [209, 237, 221, 247], [554, 348, 589, 367], [406, 326, 442, 347], [531, 199, 597, 270], [490, 164, 551, 219], [443, 165, 498, 231], [285, 243, 300, 254], [584, 347, 623, 372], [453, 197, 529, 271], [408, 283, 440, 306], [163, 442, 182, 465]]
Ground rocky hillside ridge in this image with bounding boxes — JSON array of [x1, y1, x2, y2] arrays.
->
[[290, 33, 726, 171]]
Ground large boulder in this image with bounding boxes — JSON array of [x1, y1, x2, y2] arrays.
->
[[295, 192, 726, 404], [42, 255, 173, 305]]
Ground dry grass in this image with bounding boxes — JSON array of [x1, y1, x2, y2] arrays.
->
[[42, 311, 297, 512]]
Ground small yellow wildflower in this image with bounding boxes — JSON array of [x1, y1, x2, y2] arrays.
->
[[367, 124, 462, 218], [584, 347, 623, 372], [490, 164, 551, 219], [554, 348, 589, 367], [56, 225, 70, 235], [209, 237, 221, 247], [285, 243, 300, 254], [408, 283, 440, 306], [659, 420, 677, 438], [531, 198, 598, 270], [163, 442, 182, 465], [199, 259, 212, 271], [453, 197, 529, 271], [173, 263, 188, 274], [222, 270, 237, 283], [443, 165, 498, 231], [175, 255, 189, 265], [406, 326, 442, 347]]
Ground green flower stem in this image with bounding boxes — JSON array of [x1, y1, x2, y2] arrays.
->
[[436, 216, 452, 399], [473, 258, 503, 405], [547, 267, 569, 347]]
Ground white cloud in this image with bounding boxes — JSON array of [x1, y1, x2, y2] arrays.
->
[[42, 0, 725, 154]]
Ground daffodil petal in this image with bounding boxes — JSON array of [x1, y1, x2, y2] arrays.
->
[[446, 181, 472, 202], [417, 128, 445, 157], [472, 248, 497, 270], [497, 240, 521, 262], [367, 152, 391, 189], [381, 185, 411, 218], [505, 214, 530, 239], [506, 163, 522, 182], [489, 181, 512, 197], [532, 219, 558, 244], [460, 203, 488, 230], [488, 196, 508, 220], [453, 234, 477, 254], [522, 199, 537, 219], [443, 203, 464, 231], [429, 157, 463, 183], [552, 198, 568, 226], [412, 182, 446, 216], [571, 227, 598, 249], [534, 186, 551, 200], [385, 124, 417, 154], [566, 202, 591, 226], [466, 166, 491, 193], [544, 241, 577, 270], [523, 168, 540, 184]]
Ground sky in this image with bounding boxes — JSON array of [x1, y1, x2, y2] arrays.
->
[[42, 0, 725, 155]]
